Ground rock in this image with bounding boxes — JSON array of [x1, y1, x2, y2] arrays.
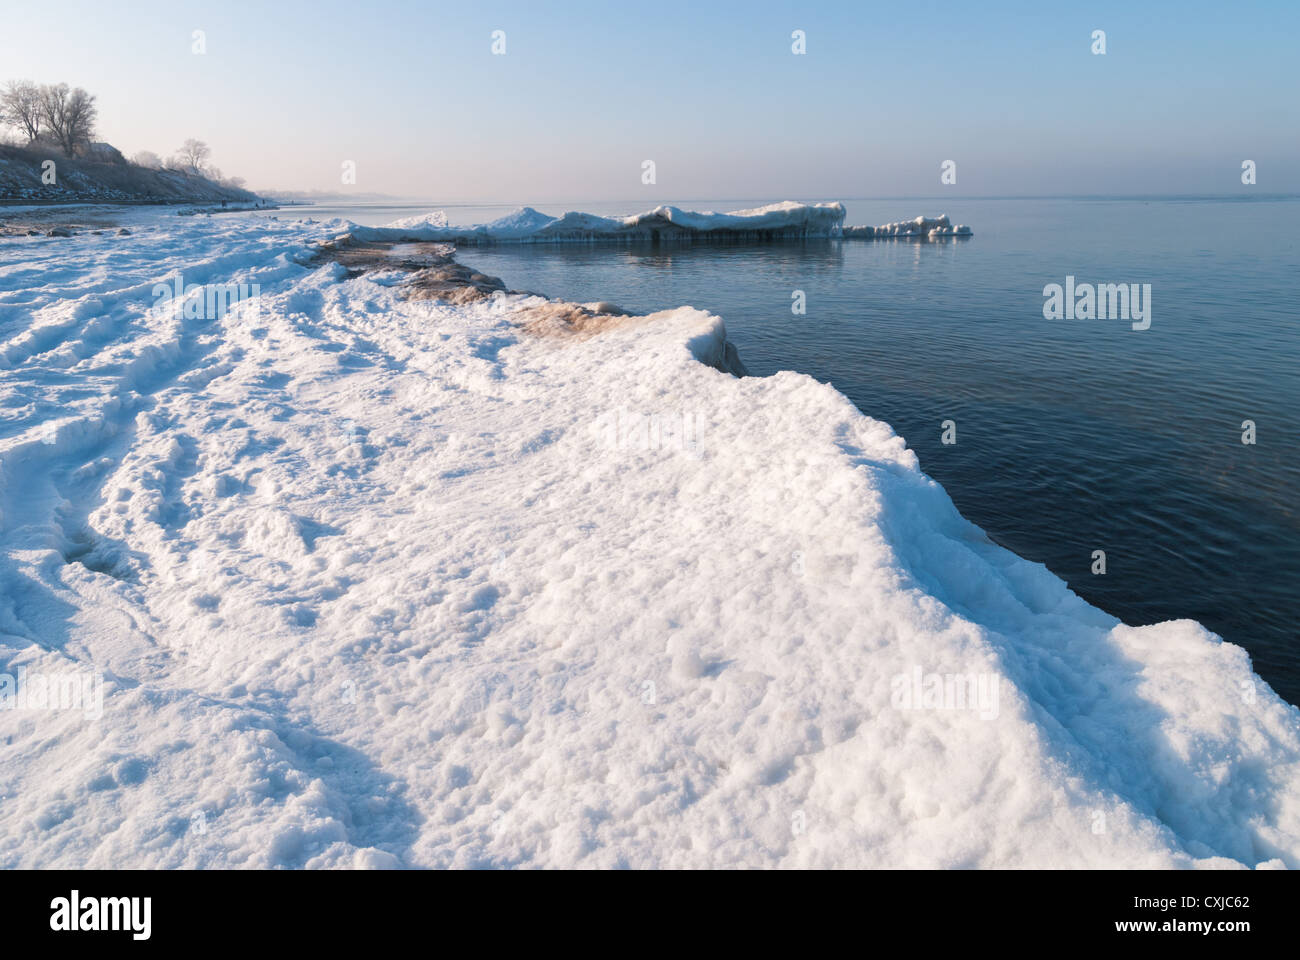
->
[[46, 227, 72, 237], [117, 228, 131, 236]]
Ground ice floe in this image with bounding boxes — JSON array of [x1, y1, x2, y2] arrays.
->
[[351, 201, 859, 244], [842, 214, 973, 239], [349, 203, 972, 244]]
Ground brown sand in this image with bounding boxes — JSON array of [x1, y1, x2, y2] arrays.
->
[[311, 232, 637, 334]]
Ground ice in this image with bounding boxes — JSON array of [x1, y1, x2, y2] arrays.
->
[[349, 203, 969, 244], [0, 209, 1295, 869], [842, 214, 973, 239], [350, 201, 851, 243], [376, 210, 450, 231]]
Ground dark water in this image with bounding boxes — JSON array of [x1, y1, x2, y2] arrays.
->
[[320, 198, 1300, 705]]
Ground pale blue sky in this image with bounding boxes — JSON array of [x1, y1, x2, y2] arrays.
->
[[3, 0, 1296, 200]]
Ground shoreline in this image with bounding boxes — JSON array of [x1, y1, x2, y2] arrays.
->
[[320, 225, 1289, 707], [1, 208, 1297, 868], [0, 200, 279, 237], [0, 198, 224, 207]]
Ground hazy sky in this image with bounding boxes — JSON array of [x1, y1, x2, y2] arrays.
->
[[4, 0, 1297, 200]]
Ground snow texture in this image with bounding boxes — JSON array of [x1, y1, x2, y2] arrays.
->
[[0, 207, 1293, 869]]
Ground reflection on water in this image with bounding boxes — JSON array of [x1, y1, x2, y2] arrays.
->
[[534, 238, 849, 281]]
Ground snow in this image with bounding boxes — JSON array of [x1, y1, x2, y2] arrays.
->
[[351, 203, 970, 243], [842, 214, 973, 239], [352, 201, 850, 243], [0, 207, 1297, 869], [365, 209, 450, 232]]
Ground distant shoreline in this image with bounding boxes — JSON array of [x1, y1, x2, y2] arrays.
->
[[0, 198, 291, 208]]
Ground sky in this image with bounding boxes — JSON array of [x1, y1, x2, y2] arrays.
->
[[3, 0, 1297, 201]]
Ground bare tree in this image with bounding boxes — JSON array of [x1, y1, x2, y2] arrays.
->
[[39, 83, 98, 156], [1, 80, 44, 143], [177, 138, 211, 176], [131, 150, 163, 169]]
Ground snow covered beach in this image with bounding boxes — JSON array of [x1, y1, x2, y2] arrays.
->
[[1, 204, 1298, 869]]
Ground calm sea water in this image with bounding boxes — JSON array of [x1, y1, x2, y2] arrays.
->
[[280, 197, 1300, 705]]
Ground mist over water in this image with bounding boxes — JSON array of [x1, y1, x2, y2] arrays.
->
[[342, 196, 1299, 705]]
